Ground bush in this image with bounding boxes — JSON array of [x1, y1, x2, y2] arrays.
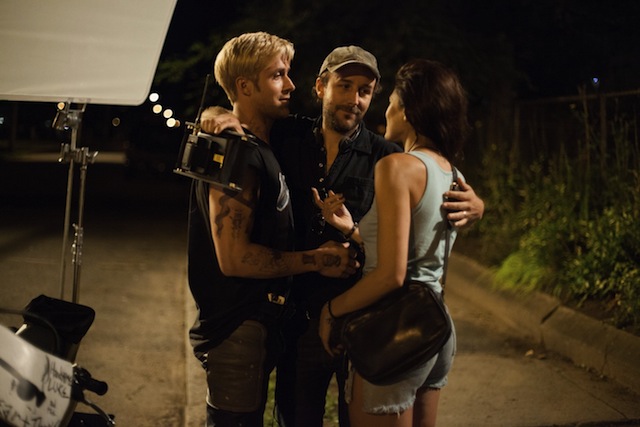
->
[[475, 100, 640, 335], [561, 204, 640, 331]]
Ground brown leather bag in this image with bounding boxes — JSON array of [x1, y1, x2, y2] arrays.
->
[[331, 166, 458, 385]]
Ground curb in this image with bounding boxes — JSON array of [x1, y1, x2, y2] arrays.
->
[[450, 253, 640, 395], [184, 274, 206, 427]]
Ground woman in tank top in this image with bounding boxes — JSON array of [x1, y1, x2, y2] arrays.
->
[[313, 59, 475, 427]]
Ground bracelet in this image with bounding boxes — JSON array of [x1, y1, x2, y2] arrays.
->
[[344, 222, 358, 240], [327, 299, 338, 320]]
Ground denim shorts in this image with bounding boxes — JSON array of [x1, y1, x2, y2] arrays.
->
[[346, 319, 457, 415]]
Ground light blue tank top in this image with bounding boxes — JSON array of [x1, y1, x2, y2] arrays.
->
[[358, 151, 459, 294]]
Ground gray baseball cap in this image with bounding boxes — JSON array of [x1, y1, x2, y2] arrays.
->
[[319, 46, 380, 79]]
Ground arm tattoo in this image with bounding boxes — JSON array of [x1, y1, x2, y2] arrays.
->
[[261, 248, 287, 273], [214, 194, 232, 238], [231, 208, 244, 238], [241, 251, 259, 267], [241, 249, 287, 274], [213, 192, 255, 238], [302, 254, 316, 265]]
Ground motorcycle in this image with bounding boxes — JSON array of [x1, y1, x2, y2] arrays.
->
[[0, 295, 115, 426]]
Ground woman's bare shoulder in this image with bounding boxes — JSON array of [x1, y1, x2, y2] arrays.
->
[[377, 151, 424, 171]]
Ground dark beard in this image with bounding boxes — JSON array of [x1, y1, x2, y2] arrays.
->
[[326, 105, 362, 134]]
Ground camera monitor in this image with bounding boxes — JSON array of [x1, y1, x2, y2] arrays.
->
[[0, 0, 177, 106]]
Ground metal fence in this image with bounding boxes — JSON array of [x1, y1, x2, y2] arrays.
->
[[513, 88, 640, 171]]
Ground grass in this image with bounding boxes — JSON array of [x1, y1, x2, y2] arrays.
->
[[264, 370, 340, 426]]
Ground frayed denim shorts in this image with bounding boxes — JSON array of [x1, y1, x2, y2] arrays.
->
[[345, 319, 457, 415]]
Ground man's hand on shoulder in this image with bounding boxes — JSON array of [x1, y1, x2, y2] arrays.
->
[[200, 106, 245, 135], [442, 179, 485, 229]]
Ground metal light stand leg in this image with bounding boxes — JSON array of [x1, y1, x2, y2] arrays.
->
[[59, 139, 76, 300], [71, 147, 97, 303], [54, 103, 98, 303]]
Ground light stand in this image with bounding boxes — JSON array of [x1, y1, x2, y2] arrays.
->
[[53, 103, 98, 303], [0, 0, 177, 304]]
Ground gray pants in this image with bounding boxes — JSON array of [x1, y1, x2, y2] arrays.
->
[[205, 319, 280, 426]]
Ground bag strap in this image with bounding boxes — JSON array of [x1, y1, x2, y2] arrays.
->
[[405, 153, 457, 298], [441, 166, 458, 297]]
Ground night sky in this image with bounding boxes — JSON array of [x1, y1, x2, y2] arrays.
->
[[156, 0, 640, 105], [2, 0, 639, 158]]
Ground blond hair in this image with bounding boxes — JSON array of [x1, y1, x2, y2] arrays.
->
[[214, 32, 295, 104]]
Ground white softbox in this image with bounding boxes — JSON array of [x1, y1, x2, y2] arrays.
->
[[0, 0, 177, 106]]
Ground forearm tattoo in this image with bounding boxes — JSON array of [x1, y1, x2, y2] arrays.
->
[[300, 254, 342, 267], [241, 248, 287, 273]]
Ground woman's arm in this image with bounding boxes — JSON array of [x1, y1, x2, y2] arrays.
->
[[319, 154, 416, 353]]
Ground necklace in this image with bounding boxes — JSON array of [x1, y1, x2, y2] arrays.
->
[[408, 141, 440, 154], [407, 132, 439, 153], [407, 136, 420, 153]]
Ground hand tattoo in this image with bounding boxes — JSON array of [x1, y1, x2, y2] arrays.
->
[[322, 254, 341, 267]]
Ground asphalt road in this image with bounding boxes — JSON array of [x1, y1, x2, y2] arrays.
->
[[1, 160, 639, 426]]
